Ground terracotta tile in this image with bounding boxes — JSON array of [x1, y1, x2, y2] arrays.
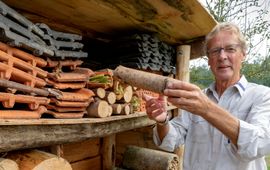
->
[[46, 79, 86, 89], [0, 106, 47, 119], [0, 92, 50, 110], [0, 42, 47, 67], [73, 67, 95, 77], [46, 58, 83, 70], [45, 110, 86, 119], [0, 61, 46, 87], [48, 72, 88, 83], [47, 105, 86, 112], [0, 48, 47, 78], [50, 98, 93, 107], [55, 88, 95, 102]]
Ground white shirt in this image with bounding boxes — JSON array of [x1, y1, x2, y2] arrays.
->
[[153, 76, 270, 170]]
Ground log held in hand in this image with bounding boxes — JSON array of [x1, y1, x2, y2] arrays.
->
[[113, 66, 177, 94]]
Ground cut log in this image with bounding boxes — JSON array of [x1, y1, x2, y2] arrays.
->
[[120, 104, 130, 115], [107, 105, 113, 117], [122, 145, 180, 170], [92, 88, 106, 99], [0, 158, 19, 170], [87, 99, 109, 118], [114, 66, 177, 94], [111, 104, 122, 114], [122, 85, 133, 103], [105, 91, 116, 104], [6, 150, 72, 170]]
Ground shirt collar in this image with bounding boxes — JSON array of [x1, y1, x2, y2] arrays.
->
[[206, 75, 248, 97]]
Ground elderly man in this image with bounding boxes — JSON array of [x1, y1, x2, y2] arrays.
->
[[144, 22, 270, 170]]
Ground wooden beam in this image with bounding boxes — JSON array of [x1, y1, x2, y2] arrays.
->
[[102, 134, 116, 170], [0, 116, 155, 153], [185, 37, 206, 60]]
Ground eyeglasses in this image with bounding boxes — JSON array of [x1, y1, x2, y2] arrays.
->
[[207, 44, 241, 57]]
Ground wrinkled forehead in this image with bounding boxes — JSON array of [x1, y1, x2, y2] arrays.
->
[[207, 30, 239, 49]]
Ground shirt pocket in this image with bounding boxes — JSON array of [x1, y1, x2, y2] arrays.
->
[[188, 116, 210, 143]]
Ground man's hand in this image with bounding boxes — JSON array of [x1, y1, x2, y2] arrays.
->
[[143, 94, 168, 123], [164, 80, 210, 117]]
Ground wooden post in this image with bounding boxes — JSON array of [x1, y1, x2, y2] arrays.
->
[[102, 134, 116, 170], [174, 45, 191, 170]]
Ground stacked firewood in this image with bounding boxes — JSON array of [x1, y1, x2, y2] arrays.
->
[[86, 69, 137, 118]]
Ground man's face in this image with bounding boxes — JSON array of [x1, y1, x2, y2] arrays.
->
[[207, 30, 246, 82]]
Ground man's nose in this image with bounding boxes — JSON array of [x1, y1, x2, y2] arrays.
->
[[218, 48, 227, 58]]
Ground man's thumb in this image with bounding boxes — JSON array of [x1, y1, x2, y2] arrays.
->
[[142, 94, 152, 101]]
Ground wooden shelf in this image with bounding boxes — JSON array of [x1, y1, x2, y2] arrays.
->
[[0, 106, 176, 152], [0, 113, 154, 152], [0, 112, 150, 126]]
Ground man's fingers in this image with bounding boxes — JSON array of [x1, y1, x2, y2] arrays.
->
[[166, 80, 200, 91], [142, 94, 153, 101]]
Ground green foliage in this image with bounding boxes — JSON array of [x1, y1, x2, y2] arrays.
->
[[203, 0, 270, 61], [190, 65, 214, 89], [191, 0, 270, 88]]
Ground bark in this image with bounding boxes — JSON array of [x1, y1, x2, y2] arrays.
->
[[122, 145, 180, 170], [113, 66, 177, 94], [87, 99, 109, 118]]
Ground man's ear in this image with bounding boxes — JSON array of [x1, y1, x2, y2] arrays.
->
[[242, 52, 246, 62]]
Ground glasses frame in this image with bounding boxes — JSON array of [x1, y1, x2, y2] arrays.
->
[[207, 44, 242, 58]]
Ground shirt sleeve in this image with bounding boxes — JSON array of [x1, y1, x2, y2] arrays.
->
[[153, 110, 190, 152], [237, 87, 270, 161]]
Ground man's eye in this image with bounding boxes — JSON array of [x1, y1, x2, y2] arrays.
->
[[210, 48, 220, 54], [225, 47, 236, 53]]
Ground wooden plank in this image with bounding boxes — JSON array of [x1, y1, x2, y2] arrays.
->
[[71, 156, 101, 170], [60, 139, 100, 163], [2, 0, 216, 45], [0, 115, 155, 153]]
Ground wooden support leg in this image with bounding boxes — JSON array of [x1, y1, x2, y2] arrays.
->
[[102, 134, 116, 170]]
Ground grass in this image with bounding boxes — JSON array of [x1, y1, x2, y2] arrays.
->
[[266, 155, 270, 170]]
